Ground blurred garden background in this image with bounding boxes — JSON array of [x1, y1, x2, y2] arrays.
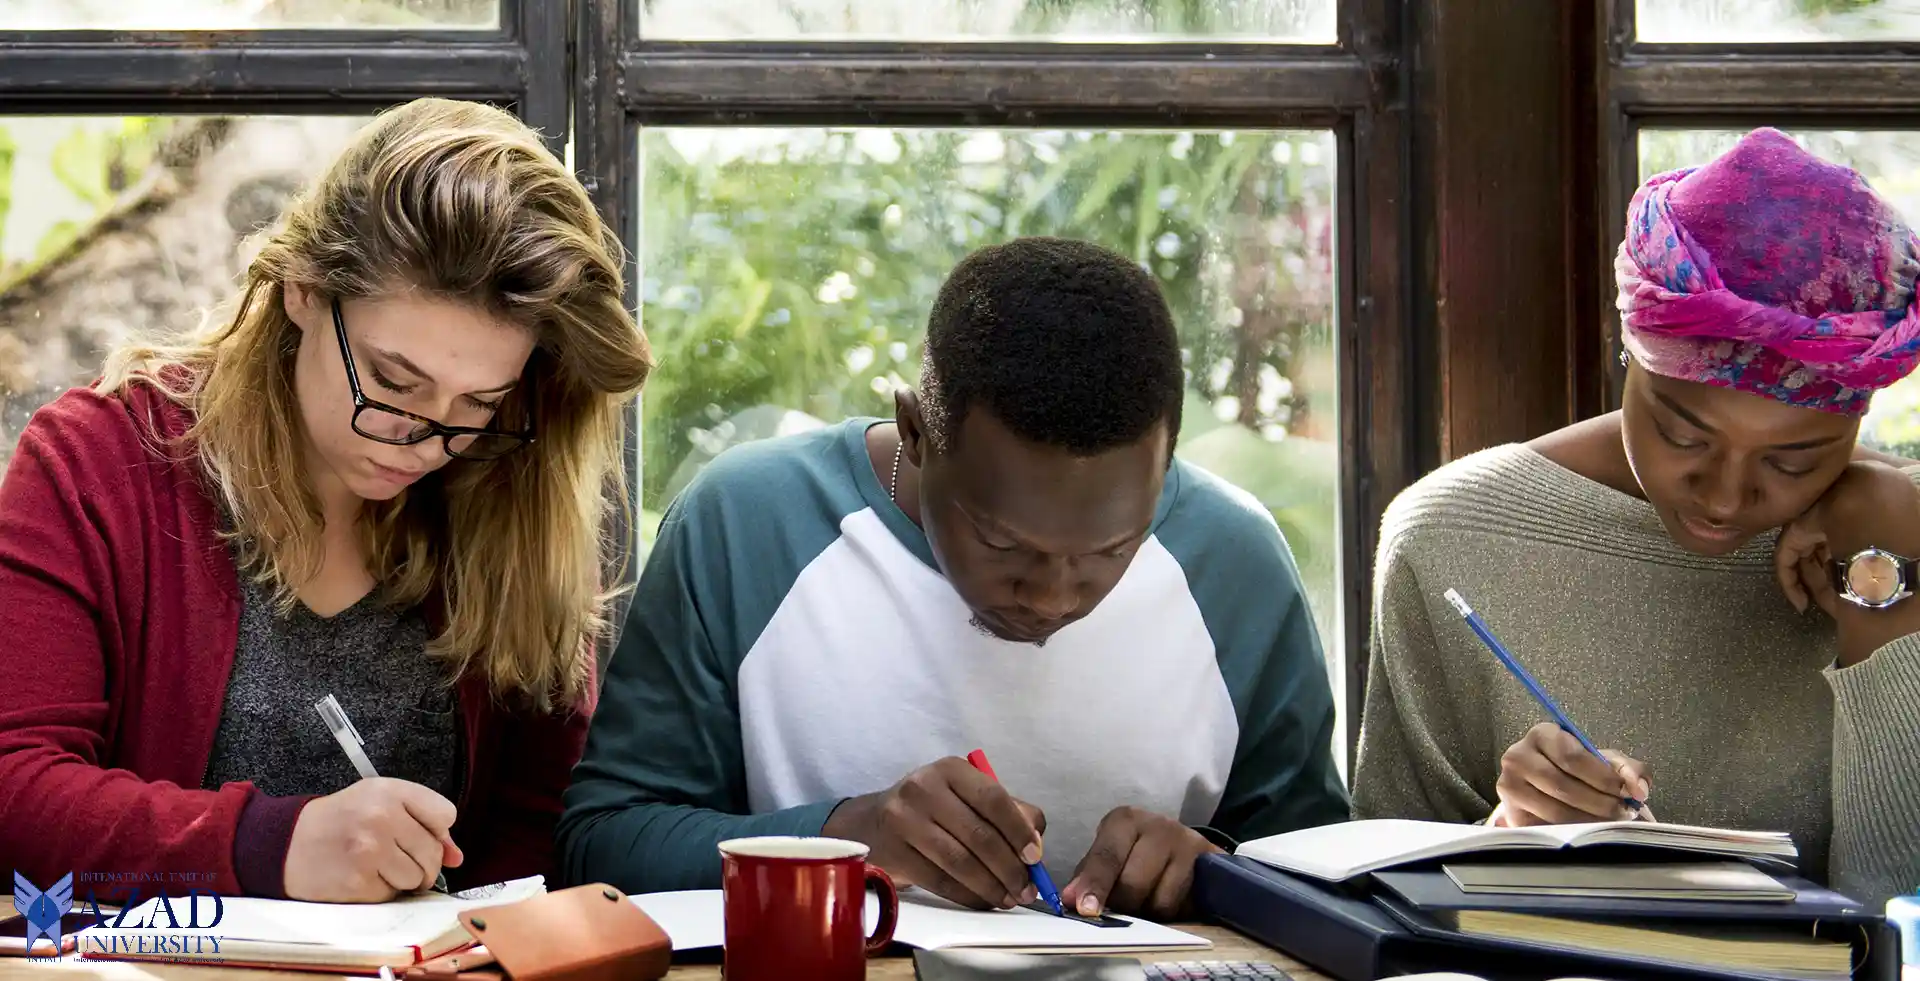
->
[[0, 116, 1345, 658], [6, 0, 1920, 733], [636, 127, 1341, 646]]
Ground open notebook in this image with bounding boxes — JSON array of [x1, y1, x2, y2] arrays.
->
[[632, 887, 1212, 955], [1235, 819, 1798, 882], [74, 877, 545, 971]]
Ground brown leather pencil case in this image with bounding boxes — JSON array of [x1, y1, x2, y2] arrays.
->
[[404, 883, 671, 981]]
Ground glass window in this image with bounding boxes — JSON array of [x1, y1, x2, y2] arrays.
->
[[637, 0, 1336, 43], [1637, 0, 1920, 43], [1637, 129, 1920, 456], [0, 114, 369, 469], [0, 0, 498, 30], [638, 126, 1344, 760]]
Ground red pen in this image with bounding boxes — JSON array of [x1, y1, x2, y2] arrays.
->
[[966, 749, 1065, 916]]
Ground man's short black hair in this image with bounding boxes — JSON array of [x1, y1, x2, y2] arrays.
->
[[919, 237, 1184, 457]]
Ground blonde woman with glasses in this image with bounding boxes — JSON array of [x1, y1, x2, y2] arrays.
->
[[0, 98, 651, 902]]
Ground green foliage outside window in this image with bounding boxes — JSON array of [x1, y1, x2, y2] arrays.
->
[[637, 129, 1341, 643]]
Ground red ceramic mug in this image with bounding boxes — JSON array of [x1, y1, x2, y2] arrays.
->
[[719, 836, 899, 981]]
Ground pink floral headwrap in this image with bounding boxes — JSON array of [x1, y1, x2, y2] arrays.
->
[[1616, 127, 1920, 415]]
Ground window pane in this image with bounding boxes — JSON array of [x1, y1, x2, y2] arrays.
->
[[0, 114, 368, 470], [1637, 0, 1920, 42], [0, 0, 497, 30], [1637, 129, 1920, 455], [637, 0, 1335, 42], [638, 126, 1345, 764]]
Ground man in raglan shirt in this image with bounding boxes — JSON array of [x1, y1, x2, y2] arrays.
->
[[558, 237, 1348, 920]]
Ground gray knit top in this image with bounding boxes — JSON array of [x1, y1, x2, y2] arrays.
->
[[1352, 443, 1920, 905], [201, 569, 461, 805]]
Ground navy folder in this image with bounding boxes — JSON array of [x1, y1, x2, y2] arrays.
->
[[1192, 852, 1876, 981], [1191, 852, 1443, 980]]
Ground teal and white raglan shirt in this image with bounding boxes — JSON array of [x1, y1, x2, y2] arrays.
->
[[557, 418, 1349, 892]]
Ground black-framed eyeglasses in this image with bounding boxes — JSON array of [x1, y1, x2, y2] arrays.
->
[[331, 298, 534, 461]]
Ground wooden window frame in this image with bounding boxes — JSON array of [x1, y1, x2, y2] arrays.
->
[[1583, 0, 1920, 412], [574, 0, 1423, 766], [0, 1, 571, 155], [0, 0, 1577, 769], [0, 0, 582, 623]]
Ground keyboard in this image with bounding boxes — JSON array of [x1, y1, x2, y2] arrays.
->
[[1144, 962, 1294, 980]]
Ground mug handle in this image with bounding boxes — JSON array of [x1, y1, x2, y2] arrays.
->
[[863, 865, 899, 955]]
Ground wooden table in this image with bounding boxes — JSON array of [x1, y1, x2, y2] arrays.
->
[[0, 923, 1327, 981]]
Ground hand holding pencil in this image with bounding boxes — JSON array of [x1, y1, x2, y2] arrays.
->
[[1492, 722, 1654, 826], [1445, 589, 1654, 826]]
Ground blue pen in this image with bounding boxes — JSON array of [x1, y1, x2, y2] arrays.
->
[[1443, 589, 1645, 812], [966, 749, 1066, 916]]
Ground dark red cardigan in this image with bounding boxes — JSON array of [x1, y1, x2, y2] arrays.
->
[[0, 382, 594, 897]]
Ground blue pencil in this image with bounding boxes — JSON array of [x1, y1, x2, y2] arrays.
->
[[1443, 588, 1644, 812]]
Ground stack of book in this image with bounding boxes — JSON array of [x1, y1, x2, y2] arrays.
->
[[1196, 818, 1874, 981]]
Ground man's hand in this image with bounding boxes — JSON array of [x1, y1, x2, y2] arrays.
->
[[1777, 460, 1920, 665], [1493, 722, 1650, 826], [1060, 807, 1222, 921], [822, 757, 1047, 911], [283, 778, 463, 903]]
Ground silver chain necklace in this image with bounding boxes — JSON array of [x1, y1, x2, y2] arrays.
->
[[888, 440, 903, 503]]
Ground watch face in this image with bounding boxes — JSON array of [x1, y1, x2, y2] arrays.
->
[[1849, 552, 1903, 605]]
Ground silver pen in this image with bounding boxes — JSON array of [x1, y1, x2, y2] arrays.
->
[[314, 694, 451, 894]]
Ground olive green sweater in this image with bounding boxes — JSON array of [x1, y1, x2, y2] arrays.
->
[[1351, 443, 1920, 905]]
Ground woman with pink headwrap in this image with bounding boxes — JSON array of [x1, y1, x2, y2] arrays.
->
[[1351, 128, 1920, 904]]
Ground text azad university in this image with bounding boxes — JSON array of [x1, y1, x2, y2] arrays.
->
[[76, 871, 227, 956]]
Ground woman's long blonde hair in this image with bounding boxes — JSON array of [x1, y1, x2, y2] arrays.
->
[[97, 98, 651, 711]]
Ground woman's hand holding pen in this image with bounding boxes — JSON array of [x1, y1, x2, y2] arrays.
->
[[283, 777, 463, 902], [1492, 722, 1653, 827], [821, 756, 1047, 912]]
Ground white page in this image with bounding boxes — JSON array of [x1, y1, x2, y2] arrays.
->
[[1564, 821, 1797, 854], [889, 888, 1209, 951], [630, 887, 1208, 952], [1237, 818, 1798, 882], [630, 890, 726, 951], [81, 877, 545, 953], [1235, 819, 1536, 880]]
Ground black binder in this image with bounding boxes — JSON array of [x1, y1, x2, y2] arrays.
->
[[1192, 853, 1877, 981]]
